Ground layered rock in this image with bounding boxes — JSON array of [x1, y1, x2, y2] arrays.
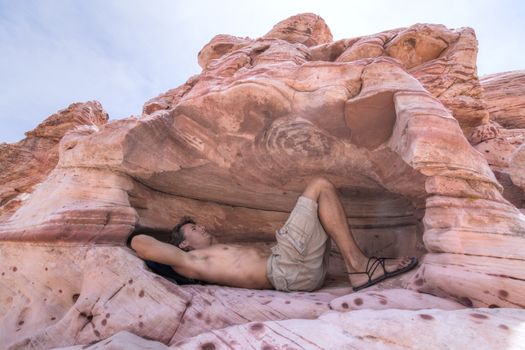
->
[[0, 101, 108, 221], [481, 70, 525, 128], [1, 12, 525, 349], [510, 143, 525, 192], [474, 70, 525, 210], [473, 124, 525, 209]]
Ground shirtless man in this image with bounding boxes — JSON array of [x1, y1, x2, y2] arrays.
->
[[130, 177, 417, 291]]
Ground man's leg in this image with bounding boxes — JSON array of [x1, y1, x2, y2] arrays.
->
[[301, 177, 415, 289]]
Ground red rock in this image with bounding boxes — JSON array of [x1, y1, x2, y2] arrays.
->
[[473, 70, 525, 209], [0, 101, 108, 221], [481, 70, 525, 128], [197, 35, 252, 69], [262, 13, 333, 47], [510, 143, 525, 194], [1, 13, 524, 350]]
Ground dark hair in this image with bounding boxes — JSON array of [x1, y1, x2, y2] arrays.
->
[[171, 216, 196, 246]]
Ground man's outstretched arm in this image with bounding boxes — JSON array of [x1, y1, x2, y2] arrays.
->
[[130, 234, 195, 277]]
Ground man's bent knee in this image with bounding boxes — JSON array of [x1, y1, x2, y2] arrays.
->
[[303, 177, 335, 201], [310, 177, 334, 189]]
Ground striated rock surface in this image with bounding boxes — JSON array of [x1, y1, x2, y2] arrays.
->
[[262, 13, 333, 47], [481, 70, 525, 129], [1, 12, 525, 349], [0, 101, 108, 221], [475, 70, 525, 210], [473, 125, 525, 209], [510, 143, 525, 190]]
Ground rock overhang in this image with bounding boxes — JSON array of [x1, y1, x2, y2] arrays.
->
[[1, 12, 525, 349]]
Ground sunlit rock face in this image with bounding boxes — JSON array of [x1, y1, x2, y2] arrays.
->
[[481, 70, 525, 129], [172, 308, 525, 350], [475, 70, 525, 211], [0, 101, 108, 221], [1, 13, 525, 349]]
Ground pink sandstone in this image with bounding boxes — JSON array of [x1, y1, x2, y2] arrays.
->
[[481, 70, 525, 129], [1, 13, 524, 349], [55, 308, 525, 349], [172, 308, 525, 349], [0, 101, 108, 221]]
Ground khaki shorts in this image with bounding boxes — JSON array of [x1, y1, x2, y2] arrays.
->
[[266, 196, 331, 291]]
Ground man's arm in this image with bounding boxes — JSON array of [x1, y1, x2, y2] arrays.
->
[[130, 234, 193, 275]]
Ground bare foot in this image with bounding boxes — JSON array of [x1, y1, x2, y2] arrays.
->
[[348, 257, 417, 291]]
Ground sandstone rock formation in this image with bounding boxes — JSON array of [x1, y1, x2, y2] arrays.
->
[[475, 70, 525, 210], [0, 101, 108, 221], [173, 308, 525, 349], [57, 308, 525, 349], [1, 13, 525, 349], [481, 70, 525, 129]]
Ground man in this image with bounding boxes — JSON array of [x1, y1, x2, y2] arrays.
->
[[130, 177, 417, 291]]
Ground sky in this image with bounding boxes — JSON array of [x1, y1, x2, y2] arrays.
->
[[0, 0, 523, 143]]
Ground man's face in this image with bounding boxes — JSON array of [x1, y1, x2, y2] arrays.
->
[[180, 223, 213, 250]]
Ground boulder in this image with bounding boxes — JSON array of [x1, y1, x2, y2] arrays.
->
[[262, 13, 333, 47]]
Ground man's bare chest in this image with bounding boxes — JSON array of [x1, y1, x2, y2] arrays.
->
[[189, 244, 270, 267]]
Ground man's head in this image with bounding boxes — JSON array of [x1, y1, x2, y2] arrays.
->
[[171, 216, 214, 251]]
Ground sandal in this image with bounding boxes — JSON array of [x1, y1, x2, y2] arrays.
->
[[348, 256, 418, 292]]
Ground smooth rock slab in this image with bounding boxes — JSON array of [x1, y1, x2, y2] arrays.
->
[[481, 70, 525, 129], [0, 243, 344, 349], [53, 331, 169, 350], [173, 308, 525, 350], [329, 288, 464, 311]]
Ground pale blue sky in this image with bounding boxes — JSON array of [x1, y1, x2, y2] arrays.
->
[[1, 0, 523, 143]]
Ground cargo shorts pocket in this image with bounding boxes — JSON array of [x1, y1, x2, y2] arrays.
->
[[277, 220, 311, 257], [272, 275, 290, 292]]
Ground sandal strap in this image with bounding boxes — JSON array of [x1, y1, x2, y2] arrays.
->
[[366, 258, 386, 283], [348, 257, 388, 283]]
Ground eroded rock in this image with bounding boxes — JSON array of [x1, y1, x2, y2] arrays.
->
[[1, 12, 524, 350], [0, 243, 343, 349], [474, 70, 525, 209], [0, 101, 108, 220], [329, 288, 464, 311], [481, 70, 525, 129], [172, 308, 525, 349]]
